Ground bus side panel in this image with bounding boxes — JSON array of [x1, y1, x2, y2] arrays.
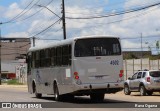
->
[[31, 67, 74, 95], [52, 67, 74, 95]]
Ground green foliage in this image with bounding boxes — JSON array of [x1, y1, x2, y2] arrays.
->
[[123, 53, 138, 59], [7, 79, 24, 85], [148, 54, 160, 60]]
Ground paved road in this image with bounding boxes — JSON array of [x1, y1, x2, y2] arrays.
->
[[0, 85, 159, 111]]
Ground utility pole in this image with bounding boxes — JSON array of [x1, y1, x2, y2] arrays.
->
[[62, 0, 66, 40]]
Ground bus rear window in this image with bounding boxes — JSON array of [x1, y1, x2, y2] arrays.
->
[[74, 38, 121, 57], [150, 71, 160, 77]]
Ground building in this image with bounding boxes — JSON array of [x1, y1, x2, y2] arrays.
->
[[1, 38, 31, 80], [1, 38, 30, 60]]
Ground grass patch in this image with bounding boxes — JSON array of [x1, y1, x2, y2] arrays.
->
[[7, 79, 24, 85]]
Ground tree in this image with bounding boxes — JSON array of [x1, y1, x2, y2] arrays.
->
[[124, 53, 138, 59]]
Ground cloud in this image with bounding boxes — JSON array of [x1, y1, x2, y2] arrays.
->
[[5, 32, 29, 38], [4, 3, 22, 18], [1, 0, 160, 52]]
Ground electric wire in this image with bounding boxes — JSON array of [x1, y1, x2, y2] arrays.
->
[[66, 2, 160, 19], [3, 0, 37, 24], [31, 18, 61, 38], [67, 6, 159, 30]]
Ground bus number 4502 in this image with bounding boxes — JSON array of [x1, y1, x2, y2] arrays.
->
[[110, 60, 119, 65]]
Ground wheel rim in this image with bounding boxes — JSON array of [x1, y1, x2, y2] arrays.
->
[[140, 87, 144, 95], [55, 90, 58, 99], [124, 86, 129, 94], [54, 86, 59, 100]]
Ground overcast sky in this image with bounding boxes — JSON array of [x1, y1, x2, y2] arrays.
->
[[0, 0, 160, 54]]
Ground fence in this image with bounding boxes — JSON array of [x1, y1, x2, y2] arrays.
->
[[123, 58, 160, 80]]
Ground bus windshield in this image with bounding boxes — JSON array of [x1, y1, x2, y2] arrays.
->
[[74, 38, 121, 57]]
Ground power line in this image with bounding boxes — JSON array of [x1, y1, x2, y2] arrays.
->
[[3, 0, 38, 24], [67, 6, 159, 30], [66, 2, 160, 19], [31, 19, 61, 37], [2, 0, 55, 24], [36, 4, 61, 19], [65, 0, 152, 16], [37, 28, 62, 39], [16, 0, 55, 22]]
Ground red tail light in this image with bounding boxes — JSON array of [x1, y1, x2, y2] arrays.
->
[[119, 73, 123, 78], [74, 72, 78, 76], [75, 76, 79, 80], [147, 77, 150, 82], [119, 70, 124, 78], [74, 72, 79, 80]]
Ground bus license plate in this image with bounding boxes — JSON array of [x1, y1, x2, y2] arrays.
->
[[95, 76, 103, 79]]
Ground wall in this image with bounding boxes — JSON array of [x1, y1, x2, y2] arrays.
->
[[123, 58, 160, 80]]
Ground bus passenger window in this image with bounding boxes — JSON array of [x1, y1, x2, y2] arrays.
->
[[62, 45, 72, 66], [51, 48, 56, 66], [45, 49, 51, 67], [57, 47, 62, 66]]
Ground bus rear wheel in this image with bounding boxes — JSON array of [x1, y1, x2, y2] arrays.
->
[[90, 93, 104, 102], [54, 84, 61, 101]]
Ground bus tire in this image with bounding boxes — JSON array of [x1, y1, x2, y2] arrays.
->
[[54, 84, 61, 101], [34, 84, 42, 98], [90, 93, 104, 102]]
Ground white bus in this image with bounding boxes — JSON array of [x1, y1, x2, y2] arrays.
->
[[27, 36, 124, 101]]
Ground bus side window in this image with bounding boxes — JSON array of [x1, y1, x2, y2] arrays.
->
[[40, 50, 45, 67], [68, 45, 72, 65], [62, 45, 68, 66], [31, 52, 36, 68], [62, 45, 72, 66], [45, 49, 51, 67], [27, 53, 31, 74], [35, 51, 40, 68], [57, 47, 62, 66], [51, 48, 56, 66], [29, 55, 31, 71]]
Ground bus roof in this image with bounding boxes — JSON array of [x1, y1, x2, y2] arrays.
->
[[29, 35, 119, 52]]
